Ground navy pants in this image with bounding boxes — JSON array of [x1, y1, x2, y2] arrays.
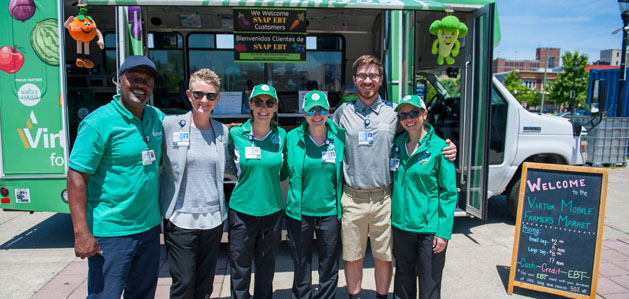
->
[[164, 220, 223, 299], [393, 228, 447, 299], [229, 209, 282, 299], [87, 225, 160, 299], [286, 215, 341, 299]]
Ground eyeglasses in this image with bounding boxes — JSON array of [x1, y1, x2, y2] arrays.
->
[[252, 98, 276, 108], [191, 91, 218, 101], [355, 73, 381, 81], [305, 106, 329, 117], [398, 110, 422, 121]]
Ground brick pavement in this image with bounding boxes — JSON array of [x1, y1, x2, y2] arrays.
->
[[32, 238, 629, 298]]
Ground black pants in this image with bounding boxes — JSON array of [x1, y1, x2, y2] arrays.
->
[[229, 209, 283, 299], [286, 215, 341, 299], [164, 220, 223, 299], [393, 228, 447, 299]]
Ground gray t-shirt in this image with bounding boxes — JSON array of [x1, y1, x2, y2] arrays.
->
[[332, 96, 397, 190], [170, 127, 222, 229]]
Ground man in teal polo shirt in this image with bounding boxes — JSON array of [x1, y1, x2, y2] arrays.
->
[[67, 55, 165, 298]]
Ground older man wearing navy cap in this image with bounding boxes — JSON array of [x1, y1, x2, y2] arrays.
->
[[67, 55, 165, 298]]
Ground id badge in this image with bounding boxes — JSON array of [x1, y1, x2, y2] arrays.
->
[[321, 151, 336, 163], [172, 132, 190, 147], [142, 150, 156, 165], [245, 146, 261, 160], [389, 158, 400, 171], [359, 132, 374, 145]]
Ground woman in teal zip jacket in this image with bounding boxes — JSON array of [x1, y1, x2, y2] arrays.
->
[[390, 95, 457, 299], [285, 90, 345, 299]]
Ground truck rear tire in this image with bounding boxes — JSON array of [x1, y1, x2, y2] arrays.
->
[[507, 177, 521, 219]]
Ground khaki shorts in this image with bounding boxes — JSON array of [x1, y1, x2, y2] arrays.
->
[[341, 184, 393, 262]]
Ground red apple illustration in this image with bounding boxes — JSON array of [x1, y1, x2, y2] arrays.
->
[[0, 45, 25, 74]]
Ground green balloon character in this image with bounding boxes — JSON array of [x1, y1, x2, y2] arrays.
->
[[429, 15, 468, 65]]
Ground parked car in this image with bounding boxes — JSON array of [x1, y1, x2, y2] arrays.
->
[[556, 109, 590, 117]]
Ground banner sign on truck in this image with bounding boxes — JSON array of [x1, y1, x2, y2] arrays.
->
[[233, 7, 306, 63], [1, 0, 66, 175]]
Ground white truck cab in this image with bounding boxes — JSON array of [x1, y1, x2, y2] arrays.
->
[[424, 74, 585, 217], [489, 77, 584, 217]]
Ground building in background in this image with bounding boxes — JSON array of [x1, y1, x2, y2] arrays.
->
[[493, 47, 560, 73], [599, 49, 629, 66], [493, 47, 561, 92]]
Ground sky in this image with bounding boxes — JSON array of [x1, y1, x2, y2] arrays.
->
[[494, 0, 622, 64]]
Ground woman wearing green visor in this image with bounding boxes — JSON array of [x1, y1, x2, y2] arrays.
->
[[390, 95, 457, 299], [285, 90, 345, 298]]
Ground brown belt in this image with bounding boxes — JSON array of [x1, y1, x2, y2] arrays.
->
[[343, 183, 392, 195]]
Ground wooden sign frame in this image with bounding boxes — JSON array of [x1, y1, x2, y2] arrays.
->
[[507, 162, 608, 298]]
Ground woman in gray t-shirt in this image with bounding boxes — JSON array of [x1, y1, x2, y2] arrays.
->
[[159, 68, 236, 299]]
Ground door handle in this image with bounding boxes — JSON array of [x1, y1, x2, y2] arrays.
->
[[460, 60, 471, 185]]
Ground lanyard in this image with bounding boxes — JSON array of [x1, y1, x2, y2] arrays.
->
[[139, 119, 150, 151]]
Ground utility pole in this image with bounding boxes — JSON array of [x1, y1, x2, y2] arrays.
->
[[619, 9, 629, 117], [540, 47, 549, 115], [570, 61, 577, 116]]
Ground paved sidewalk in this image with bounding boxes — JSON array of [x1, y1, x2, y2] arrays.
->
[[26, 163, 629, 298], [30, 238, 629, 298]]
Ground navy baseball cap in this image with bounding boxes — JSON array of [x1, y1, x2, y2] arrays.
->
[[118, 55, 158, 78]]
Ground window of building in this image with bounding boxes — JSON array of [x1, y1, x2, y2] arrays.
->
[[548, 57, 555, 68]]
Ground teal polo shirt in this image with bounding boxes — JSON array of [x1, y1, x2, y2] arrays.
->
[[228, 120, 287, 216], [301, 137, 337, 217], [69, 96, 165, 237]]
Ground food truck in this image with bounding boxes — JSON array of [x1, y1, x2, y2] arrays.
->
[[0, 0, 586, 219]]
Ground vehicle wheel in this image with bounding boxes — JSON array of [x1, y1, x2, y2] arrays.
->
[[507, 177, 521, 219]]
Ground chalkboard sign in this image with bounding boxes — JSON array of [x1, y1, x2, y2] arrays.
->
[[508, 162, 608, 299]]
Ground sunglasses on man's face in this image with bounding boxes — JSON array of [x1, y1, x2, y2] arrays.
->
[[191, 91, 218, 101], [252, 98, 276, 108], [305, 106, 329, 117], [398, 110, 422, 121]]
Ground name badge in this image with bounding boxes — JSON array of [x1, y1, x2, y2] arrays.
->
[[173, 132, 190, 147], [389, 158, 400, 171], [359, 132, 374, 145], [322, 151, 336, 163], [142, 150, 156, 165], [245, 146, 261, 160]]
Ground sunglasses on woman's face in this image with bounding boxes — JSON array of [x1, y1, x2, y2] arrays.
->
[[191, 91, 218, 101], [305, 106, 329, 117], [251, 98, 276, 108], [398, 110, 422, 121]]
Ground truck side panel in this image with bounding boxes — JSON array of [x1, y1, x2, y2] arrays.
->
[[0, 0, 69, 212]]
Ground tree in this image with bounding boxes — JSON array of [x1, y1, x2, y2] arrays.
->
[[548, 51, 589, 110], [503, 70, 539, 107], [441, 79, 461, 97]]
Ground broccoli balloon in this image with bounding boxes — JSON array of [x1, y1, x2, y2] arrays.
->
[[429, 15, 468, 65]]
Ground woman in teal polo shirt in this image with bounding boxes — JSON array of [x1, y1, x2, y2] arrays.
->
[[285, 90, 345, 298], [228, 84, 287, 299], [390, 95, 457, 299]]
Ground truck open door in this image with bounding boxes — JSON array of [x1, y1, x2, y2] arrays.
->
[[0, 0, 69, 212], [460, 3, 494, 220]]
